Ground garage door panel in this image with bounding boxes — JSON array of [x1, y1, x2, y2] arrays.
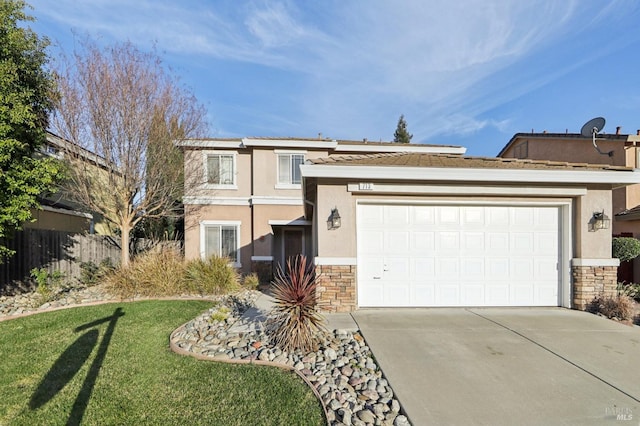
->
[[360, 230, 384, 254], [358, 204, 562, 307], [536, 232, 558, 252], [359, 283, 384, 306], [413, 206, 435, 224], [487, 207, 509, 225], [487, 258, 509, 278], [438, 232, 460, 250], [513, 208, 534, 226], [463, 232, 484, 250], [460, 283, 484, 305], [439, 207, 459, 224], [437, 284, 459, 305], [360, 257, 384, 279], [512, 233, 534, 252], [413, 257, 435, 276], [385, 205, 410, 225], [385, 231, 410, 252], [412, 232, 435, 250], [436, 258, 459, 277], [413, 285, 435, 305], [535, 258, 558, 279], [537, 208, 558, 228], [487, 233, 509, 251], [386, 258, 410, 278], [361, 205, 384, 226], [536, 285, 558, 305], [463, 207, 485, 226], [486, 284, 510, 305], [512, 259, 534, 277], [512, 284, 534, 305], [384, 283, 411, 306], [461, 258, 484, 276]]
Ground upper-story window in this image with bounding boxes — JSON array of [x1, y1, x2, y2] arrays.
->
[[205, 153, 236, 187], [277, 153, 304, 187]]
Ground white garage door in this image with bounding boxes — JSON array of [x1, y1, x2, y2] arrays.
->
[[357, 204, 560, 307]]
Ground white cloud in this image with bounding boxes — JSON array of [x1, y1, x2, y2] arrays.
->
[[29, 0, 640, 142]]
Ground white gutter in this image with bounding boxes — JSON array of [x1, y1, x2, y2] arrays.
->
[[300, 164, 640, 186]]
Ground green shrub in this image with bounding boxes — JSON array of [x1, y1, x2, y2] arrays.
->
[[79, 258, 116, 286], [30, 268, 65, 302], [266, 255, 326, 353], [618, 282, 640, 301], [612, 237, 640, 262], [588, 294, 634, 321], [184, 256, 240, 295], [242, 273, 260, 290], [210, 306, 230, 322]]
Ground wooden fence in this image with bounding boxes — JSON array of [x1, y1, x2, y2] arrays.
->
[[0, 229, 121, 294]]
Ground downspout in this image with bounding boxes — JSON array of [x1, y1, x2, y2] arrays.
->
[[250, 148, 255, 261]]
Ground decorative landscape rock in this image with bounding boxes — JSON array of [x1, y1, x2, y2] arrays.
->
[[171, 297, 411, 426]]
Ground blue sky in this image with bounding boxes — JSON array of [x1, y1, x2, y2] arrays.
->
[[27, 0, 640, 156]]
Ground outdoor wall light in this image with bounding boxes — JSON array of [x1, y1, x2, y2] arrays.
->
[[590, 211, 610, 231], [327, 207, 341, 230]]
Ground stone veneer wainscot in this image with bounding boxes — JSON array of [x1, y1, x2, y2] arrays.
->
[[316, 264, 357, 313], [571, 258, 619, 310]]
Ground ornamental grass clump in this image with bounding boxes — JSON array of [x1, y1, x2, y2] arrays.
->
[[588, 294, 634, 322], [266, 255, 327, 353]]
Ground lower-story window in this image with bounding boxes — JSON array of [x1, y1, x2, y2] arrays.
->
[[200, 221, 240, 265]]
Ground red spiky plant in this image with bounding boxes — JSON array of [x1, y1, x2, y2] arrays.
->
[[266, 255, 327, 352]]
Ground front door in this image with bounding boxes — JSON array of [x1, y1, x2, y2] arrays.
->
[[283, 229, 304, 264]]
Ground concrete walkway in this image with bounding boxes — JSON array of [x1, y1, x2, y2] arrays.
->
[[353, 308, 640, 426]]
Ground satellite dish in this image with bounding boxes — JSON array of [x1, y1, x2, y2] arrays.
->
[[580, 117, 605, 137], [580, 117, 613, 157]]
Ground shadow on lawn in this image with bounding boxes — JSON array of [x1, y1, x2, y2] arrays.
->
[[29, 307, 125, 426]]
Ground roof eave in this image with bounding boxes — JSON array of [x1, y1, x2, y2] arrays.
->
[[299, 164, 640, 186]]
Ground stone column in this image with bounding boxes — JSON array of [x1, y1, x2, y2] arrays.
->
[[571, 258, 619, 310], [315, 264, 357, 313]]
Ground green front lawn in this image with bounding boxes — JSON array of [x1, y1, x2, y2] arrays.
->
[[0, 301, 324, 425]]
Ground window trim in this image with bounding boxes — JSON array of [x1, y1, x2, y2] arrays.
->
[[276, 152, 305, 189], [202, 151, 237, 189], [199, 220, 241, 267]]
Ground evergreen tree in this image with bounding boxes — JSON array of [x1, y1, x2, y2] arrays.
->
[[0, 1, 64, 260], [393, 114, 413, 143]]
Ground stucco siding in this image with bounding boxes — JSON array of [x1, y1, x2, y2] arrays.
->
[[184, 204, 252, 270]]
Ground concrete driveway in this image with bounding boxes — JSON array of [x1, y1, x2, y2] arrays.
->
[[352, 308, 640, 425]]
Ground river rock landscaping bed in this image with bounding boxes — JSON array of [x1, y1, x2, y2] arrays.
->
[[171, 297, 411, 426], [0, 284, 119, 318]]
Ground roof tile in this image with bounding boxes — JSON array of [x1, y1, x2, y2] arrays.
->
[[308, 152, 632, 172]]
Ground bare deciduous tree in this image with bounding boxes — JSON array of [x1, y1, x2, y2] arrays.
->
[[51, 40, 207, 266]]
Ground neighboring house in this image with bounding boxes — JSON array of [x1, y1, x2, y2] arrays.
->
[[300, 152, 640, 312], [498, 130, 640, 281], [181, 136, 640, 313], [178, 137, 465, 281], [29, 132, 113, 235]]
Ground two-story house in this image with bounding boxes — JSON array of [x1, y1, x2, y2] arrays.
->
[[178, 137, 465, 281], [498, 130, 640, 281], [180, 135, 640, 312]]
